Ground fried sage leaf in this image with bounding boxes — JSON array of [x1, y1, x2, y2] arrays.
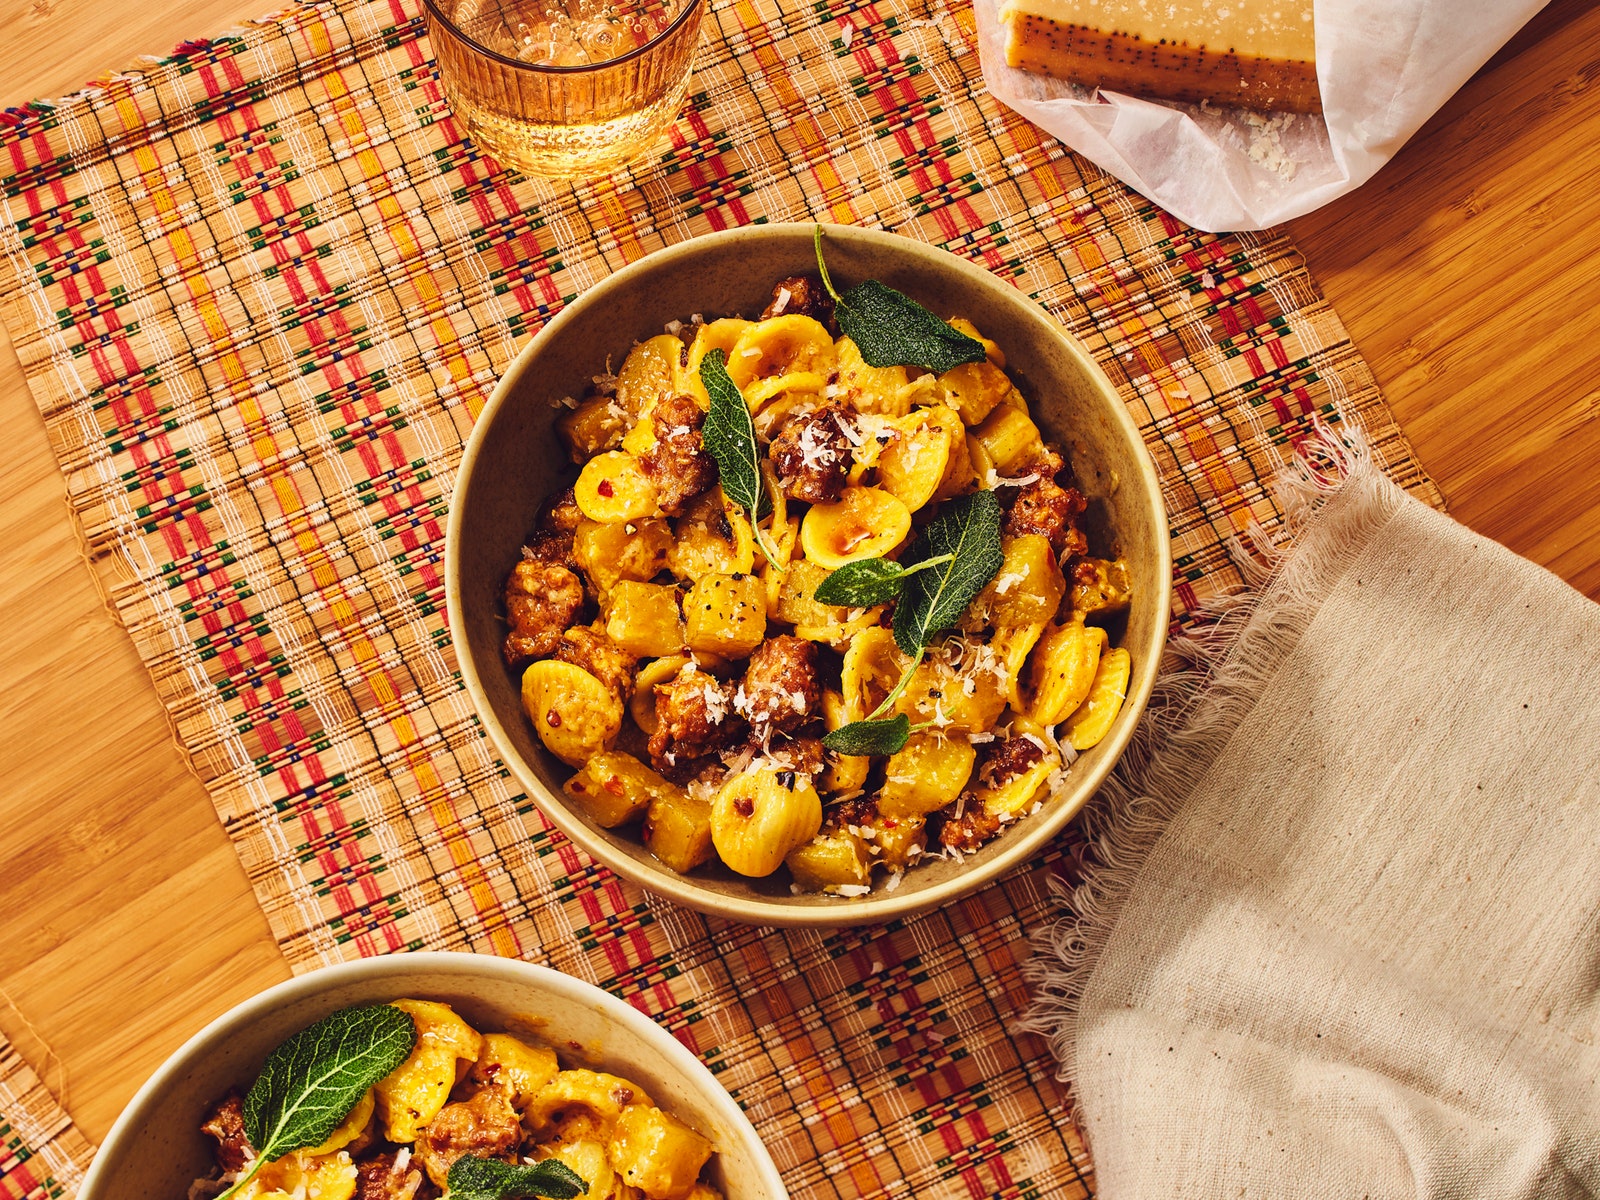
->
[[813, 226, 987, 375], [812, 553, 953, 607], [445, 1155, 588, 1200], [699, 347, 770, 521], [822, 713, 912, 757], [891, 490, 1005, 658], [221, 1005, 418, 1200]]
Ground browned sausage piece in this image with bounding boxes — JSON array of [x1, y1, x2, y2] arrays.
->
[[938, 800, 1002, 853], [353, 1153, 433, 1200], [414, 1087, 522, 1189], [200, 1093, 252, 1176], [503, 559, 585, 667], [551, 624, 638, 704], [761, 274, 836, 328], [738, 634, 822, 734], [639, 395, 718, 517], [1003, 448, 1089, 557], [648, 663, 745, 769], [769, 404, 853, 505]]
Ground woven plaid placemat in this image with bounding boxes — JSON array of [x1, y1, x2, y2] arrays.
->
[[0, 0, 1441, 1193], [0, 1035, 92, 1200]]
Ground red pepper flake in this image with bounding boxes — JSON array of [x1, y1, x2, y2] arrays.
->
[[547, 709, 563, 727], [597, 479, 616, 498], [602, 776, 626, 797], [734, 796, 755, 817]]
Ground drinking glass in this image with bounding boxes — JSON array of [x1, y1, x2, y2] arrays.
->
[[424, 0, 705, 178]]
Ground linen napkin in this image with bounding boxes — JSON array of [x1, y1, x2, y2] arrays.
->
[[1025, 429, 1600, 1197]]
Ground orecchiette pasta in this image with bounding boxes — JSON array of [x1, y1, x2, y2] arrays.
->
[[501, 274, 1137, 896]]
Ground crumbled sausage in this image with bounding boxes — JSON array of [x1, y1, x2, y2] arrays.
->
[[980, 733, 1047, 786], [503, 559, 585, 666], [539, 486, 584, 535], [762, 274, 835, 329], [768, 734, 826, 779], [354, 1153, 431, 1200], [552, 624, 637, 703], [648, 664, 745, 769], [414, 1087, 523, 1189], [769, 404, 852, 504], [1003, 449, 1088, 556], [639, 395, 718, 516], [200, 1093, 252, 1176], [938, 799, 1002, 853], [737, 635, 822, 734]]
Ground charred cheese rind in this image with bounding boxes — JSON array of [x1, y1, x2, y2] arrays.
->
[[999, 0, 1320, 114]]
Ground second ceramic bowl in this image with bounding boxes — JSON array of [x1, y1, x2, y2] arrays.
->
[[446, 223, 1170, 926]]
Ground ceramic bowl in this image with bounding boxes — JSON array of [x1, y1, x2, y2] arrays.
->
[[76, 953, 787, 1200], [446, 222, 1170, 927]]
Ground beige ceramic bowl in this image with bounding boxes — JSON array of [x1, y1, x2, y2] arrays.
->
[[77, 954, 786, 1200], [447, 223, 1170, 927]]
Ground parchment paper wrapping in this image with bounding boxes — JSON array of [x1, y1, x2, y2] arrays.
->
[[974, 0, 1550, 231]]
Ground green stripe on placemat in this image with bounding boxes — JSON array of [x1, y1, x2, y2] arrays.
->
[[0, 1035, 93, 1200], [0, 0, 1440, 1194]]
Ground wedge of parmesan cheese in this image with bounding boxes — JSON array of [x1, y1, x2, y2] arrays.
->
[[999, 0, 1320, 113]]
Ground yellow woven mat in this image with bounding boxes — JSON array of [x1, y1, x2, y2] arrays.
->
[[0, 0, 1440, 1193], [0, 1034, 93, 1200]]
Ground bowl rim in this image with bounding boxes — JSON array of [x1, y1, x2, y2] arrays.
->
[[77, 953, 789, 1200], [445, 221, 1171, 927]]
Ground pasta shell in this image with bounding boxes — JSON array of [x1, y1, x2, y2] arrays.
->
[[1065, 646, 1131, 751], [710, 768, 823, 877], [799, 486, 911, 569]]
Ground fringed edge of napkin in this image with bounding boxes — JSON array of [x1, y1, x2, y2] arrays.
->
[[1019, 416, 1410, 1117]]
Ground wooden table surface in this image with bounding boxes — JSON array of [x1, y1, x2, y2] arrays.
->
[[1, 0, 1596, 1147]]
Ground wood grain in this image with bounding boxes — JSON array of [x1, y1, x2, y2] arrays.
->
[[0, 0, 1595, 1153], [1289, 0, 1600, 600]]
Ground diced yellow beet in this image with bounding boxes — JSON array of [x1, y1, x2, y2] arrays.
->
[[800, 486, 912, 569], [575, 450, 659, 523], [574, 517, 673, 594], [643, 789, 714, 873], [608, 1103, 714, 1200], [895, 654, 1008, 734], [973, 404, 1044, 474], [522, 661, 623, 768], [556, 394, 629, 463], [937, 358, 1011, 426], [861, 812, 927, 871], [965, 534, 1066, 630], [1027, 620, 1107, 726], [1066, 646, 1131, 750], [669, 488, 755, 581], [710, 768, 822, 877], [787, 827, 871, 893], [773, 560, 846, 627], [1069, 556, 1134, 620], [880, 734, 977, 818], [604, 581, 686, 658], [683, 573, 767, 659], [564, 750, 676, 828], [615, 334, 686, 417]]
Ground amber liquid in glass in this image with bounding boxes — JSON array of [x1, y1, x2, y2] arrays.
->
[[427, 0, 702, 177]]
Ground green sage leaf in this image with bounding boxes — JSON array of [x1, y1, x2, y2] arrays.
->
[[813, 227, 987, 375], [223, 1005, 417, 1200], [891, 490, 1005, 657], [698, 348, 770, 520], [814, 557, 908, 606], [445, 1154, 588, 1200], [822, 714, 912, 757]]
